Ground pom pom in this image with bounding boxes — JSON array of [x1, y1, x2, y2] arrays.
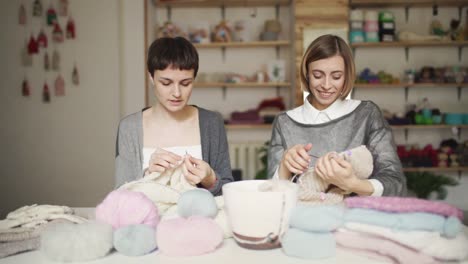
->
[[41, 221, 113, 262], [178, 189, 218, 218], [95, 189, 159, 229], [114, 224, 157, 256], [157, 216, 223, 256]]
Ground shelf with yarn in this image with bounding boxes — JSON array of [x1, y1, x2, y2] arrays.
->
[[194, 40, 290, 48], [153, 0, 291, 8], [353, 83, 468, 101], [195, 82, 291, 88], [351, 40, 468, 48], [402, 166, 468, 173], [350, 0, 468, 8]]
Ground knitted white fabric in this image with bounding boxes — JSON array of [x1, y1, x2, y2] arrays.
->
[[0, 205, 87, 230]]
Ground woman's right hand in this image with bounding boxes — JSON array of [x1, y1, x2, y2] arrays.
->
[[145, 148, 182, 175], [278, 143, 313, 179]]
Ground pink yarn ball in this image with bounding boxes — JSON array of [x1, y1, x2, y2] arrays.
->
[[157, 216, 223, 257], [95, 189, 159, 229]]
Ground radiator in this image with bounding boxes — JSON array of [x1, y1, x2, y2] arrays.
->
[[229, 141, 266, 180]]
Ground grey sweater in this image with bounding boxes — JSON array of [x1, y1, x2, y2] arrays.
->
[[114, 107, 233, 196], [267, 101, 406, 196]]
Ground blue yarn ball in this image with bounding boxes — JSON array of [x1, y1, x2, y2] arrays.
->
[[178, 189, 218, 218], [113, 224, 157, 256], [444, 216, 462, 238]]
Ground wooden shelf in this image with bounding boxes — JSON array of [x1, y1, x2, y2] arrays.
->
[[355, 83, 468, 88], [351, 41, 468, 48], [195, 82, 291, 88], [350, 0, 468, 8], [226, 124, 272, 129], [194, 41, 290, 48], [403, 167, 468, 173], [153, 0, 291, 8], [391, 125, 468, 129]]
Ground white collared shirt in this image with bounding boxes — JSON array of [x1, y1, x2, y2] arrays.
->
[[274, 97, 384, 197]]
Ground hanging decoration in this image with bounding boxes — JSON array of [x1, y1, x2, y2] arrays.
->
[[52, 22, 64, 43], [32, 0, 42, 17], [44, 51, 50, 71], [19, 4, 26, 25], [46, 4, 57, 26], [27, 34, 39, 55], [37, 29, 48, 48], [21, 41, 33, 67], [55, 74, 65, 96], [42, 82, 50, 103], [22, 78, 31, 97], [72, 64, 79, 85], [66, 17, 76, 39], [58, 0, 68, 16], [52, 48, 60, 71]]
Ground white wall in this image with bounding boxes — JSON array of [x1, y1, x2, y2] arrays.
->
[[0, 0, 145, 218]]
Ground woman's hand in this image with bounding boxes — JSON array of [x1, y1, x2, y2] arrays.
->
[[145, 148, 182, 175], [182, 155, 216, 187], [315, 152, 355, 190], [278, 143, 312, 179]]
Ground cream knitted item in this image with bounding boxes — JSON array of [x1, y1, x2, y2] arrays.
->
[[0, 205, 87, 230], [298, 145, 373, 205]]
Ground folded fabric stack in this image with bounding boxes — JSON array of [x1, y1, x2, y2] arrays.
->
[[336, 196, 468, 263], [281, 205, 344, 259], [0, 204, 87, 258]]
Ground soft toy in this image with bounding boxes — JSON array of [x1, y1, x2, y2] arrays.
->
[[297, 145, 374, 205]]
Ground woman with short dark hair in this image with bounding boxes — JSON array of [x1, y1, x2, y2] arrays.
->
[[115, 37, 233, 195]]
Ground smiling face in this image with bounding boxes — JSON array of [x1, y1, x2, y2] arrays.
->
[[151, 67, 195, 113], [307, 55, 345, 110]]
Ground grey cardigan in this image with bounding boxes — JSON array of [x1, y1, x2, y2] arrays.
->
[[114, 107, 233, 196], [267, 101, 406, 196]]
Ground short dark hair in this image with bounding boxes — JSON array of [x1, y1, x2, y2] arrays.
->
[[147, 37, 199, 78], [300, 34, 355, 99]]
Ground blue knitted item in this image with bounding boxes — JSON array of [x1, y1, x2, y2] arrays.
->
[[113, 224, 157, 256], [345, 208, 462, 238], [282, 228, 335, 259], [289, 205, 344, 232], [178, 189, 218, 218]]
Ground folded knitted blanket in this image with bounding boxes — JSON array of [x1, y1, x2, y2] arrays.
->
[[0, 205, 88, 230], [335, 229, 439, 264], [344, 222, 468, 261], [0, 237, 40, 259], [345, 196, 463, 220], [345, 208, 462, 238]]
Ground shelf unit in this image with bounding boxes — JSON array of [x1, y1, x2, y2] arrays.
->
[[195, 82, 291, 88], [350, 0, 468, 8], [194, 40, 290, 48], [403, 167, 468, 172], [153, 0, 291, 8]]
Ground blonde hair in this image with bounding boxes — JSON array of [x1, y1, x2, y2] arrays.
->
[[300, 34, 355, 100]]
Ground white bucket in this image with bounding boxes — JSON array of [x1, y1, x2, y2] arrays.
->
[[222, 180, 298, 249]]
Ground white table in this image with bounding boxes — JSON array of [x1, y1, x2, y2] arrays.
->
[[1, 208, 467, 264]]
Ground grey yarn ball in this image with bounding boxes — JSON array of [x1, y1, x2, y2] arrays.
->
[[178, 189, 218, 218], [113, 224, 157, 256]]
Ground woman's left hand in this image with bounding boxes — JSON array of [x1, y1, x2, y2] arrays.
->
[[182, 155, 216, 187], [314, 152, 357, 191]]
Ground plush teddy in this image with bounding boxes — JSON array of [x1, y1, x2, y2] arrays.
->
[[297, 145, 374, 205]]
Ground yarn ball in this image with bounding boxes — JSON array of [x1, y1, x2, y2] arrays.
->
[[95, 189, 160, 229], [114, 224, 157, 256], [157, 216, 223, 256], [178, 189, 218, 219], [444, 216, 462, 238], [282, 228, 336, 259], [41, 221, 113, 262], [290, 205, 344, 232]]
